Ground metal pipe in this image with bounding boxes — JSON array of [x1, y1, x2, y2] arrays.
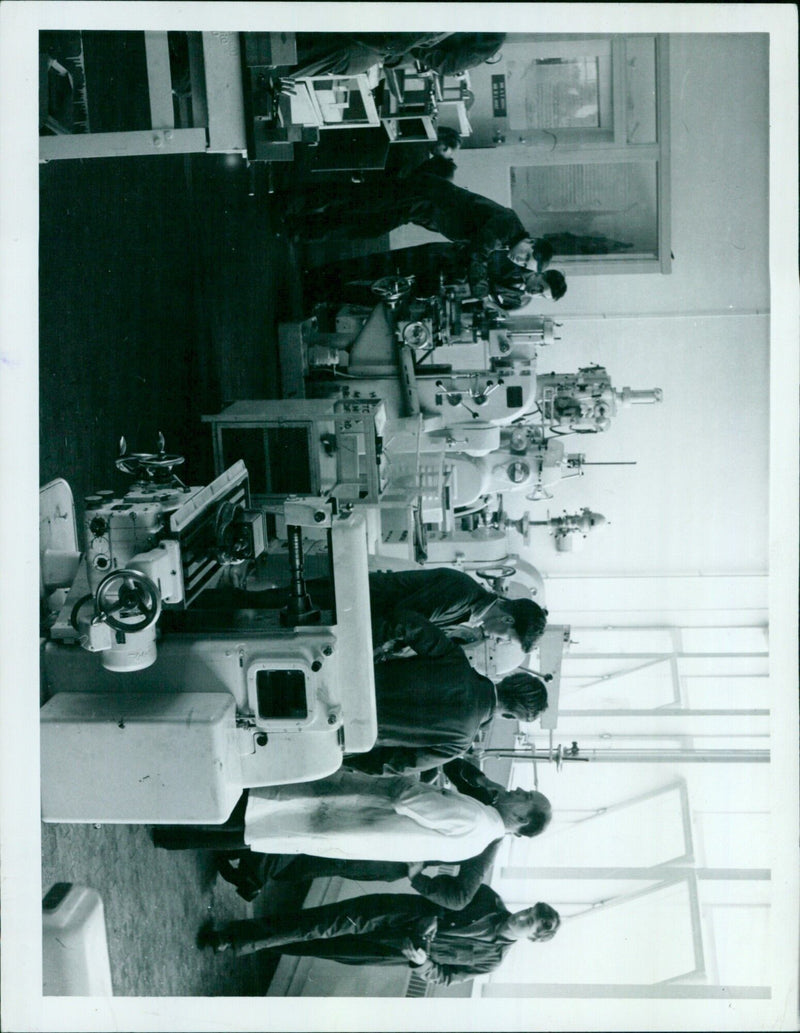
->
[[500, 866, 771, 880], [480, 747, 769, 763]]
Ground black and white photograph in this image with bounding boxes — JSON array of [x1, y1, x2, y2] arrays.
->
[[1, 3, 798, 1031]]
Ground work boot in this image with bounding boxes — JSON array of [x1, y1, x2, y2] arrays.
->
[[196, 920, 232, 954], [215, 852, 277, 901]]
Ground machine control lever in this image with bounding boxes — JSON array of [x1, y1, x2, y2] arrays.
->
[[435, 380, 480, 420], [473, 378, 505, 405]]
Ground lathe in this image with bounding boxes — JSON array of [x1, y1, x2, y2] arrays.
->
[[39, 440, 377, 824]]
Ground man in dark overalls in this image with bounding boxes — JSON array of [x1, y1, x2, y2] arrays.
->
[[287, 164, 546, 299], [198, 883, 560, 986]]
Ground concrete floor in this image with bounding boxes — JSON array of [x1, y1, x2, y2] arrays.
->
[[40, 824, 311, 996]]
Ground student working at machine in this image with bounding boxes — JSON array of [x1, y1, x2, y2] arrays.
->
[[284, 156, 568, 304], [367, 566, 548, 653], [307, 233, 563, 311], [343, 630, 548, 775], [215, 566, 548, 658]]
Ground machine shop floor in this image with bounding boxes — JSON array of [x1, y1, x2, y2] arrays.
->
[[41, 824, 310, 996], [38, 153, 374, 996]]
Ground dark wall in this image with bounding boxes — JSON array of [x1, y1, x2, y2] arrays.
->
[[39, 154, 205, 503], [39, 153, 293, 516], [185, 156, 299, 404]]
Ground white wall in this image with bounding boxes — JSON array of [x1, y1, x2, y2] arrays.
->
[[508, 312, 770, 580], [540, 573, 768, 629]]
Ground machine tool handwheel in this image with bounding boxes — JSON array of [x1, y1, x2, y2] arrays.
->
[[69, 593, 96, 634], [94, 569, 161, 633], [371, 276, 415, 302], [116, 452, 158, 475], [475, 565, 517, 583], [116, 452, 185, 476], [137, 452, 185, 471], [116, 435, 185, 479]]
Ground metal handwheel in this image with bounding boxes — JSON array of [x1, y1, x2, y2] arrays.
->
[[474, 565, 517, 584], [371, 275, 415, 304], [115, 432, 185, 479], [94, 569, 161, 633]]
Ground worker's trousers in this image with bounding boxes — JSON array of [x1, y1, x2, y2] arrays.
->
[[219, 892, 439, 959]]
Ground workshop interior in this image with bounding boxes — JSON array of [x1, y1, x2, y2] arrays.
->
[[36, 27, 773, 1007]]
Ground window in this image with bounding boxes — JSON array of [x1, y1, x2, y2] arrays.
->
[[511, 160, 661, 265], [498, 35, 671, 273], [460, 622, 772, 1003], [491, 879, 700, 988], [504, 38, 615, 139]]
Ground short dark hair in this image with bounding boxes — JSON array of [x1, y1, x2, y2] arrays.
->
[[497, 597, 548, 652], [543, 269, 567, 300], [531, 902, 561, 941], [497, 670, 549, 722], [518, 792, 552, 838], [436, 125, 462, 151]]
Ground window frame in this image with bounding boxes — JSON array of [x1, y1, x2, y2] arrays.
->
[[502, 34, 671, 275]]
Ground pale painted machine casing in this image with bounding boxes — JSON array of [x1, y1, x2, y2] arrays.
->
[[315, 367, 538, 429], [439, 439, 566, 510], [376, 526, 511, 565], [420, 368, 537, 426], [83, 484, 197, 593], [423, 422, 500, 456], [42, 884, 113, 996], [40, 508, 377, 823], [412, 317, 555, 371], [40, 690, 244, 824]]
